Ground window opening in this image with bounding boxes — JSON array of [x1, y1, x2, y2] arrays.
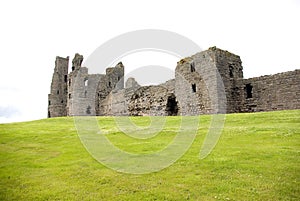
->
[[192, 84, 196, 93], [190, 62, 195, 72], [245, 84, 253, 98]]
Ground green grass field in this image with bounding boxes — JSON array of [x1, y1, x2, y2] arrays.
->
[[0, 110, 299, 200]]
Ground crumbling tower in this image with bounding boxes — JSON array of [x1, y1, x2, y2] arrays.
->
[[67, 53, 102, 116], [67, 53, 84, 116], [48, 56, 69, 117], [175, 47, 243, 115]]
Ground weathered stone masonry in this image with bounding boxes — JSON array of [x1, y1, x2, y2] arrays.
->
[[48, 56, 69, 117], [242, 70, 300, 112], [48, 47, 299, 117]]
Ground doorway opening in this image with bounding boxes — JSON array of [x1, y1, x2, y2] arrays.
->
[[166, 94, 178, 116], [245, 83, 253, 99]]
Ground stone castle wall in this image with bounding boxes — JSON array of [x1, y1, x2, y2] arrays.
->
[[48, 47, 300, 117], [98, 78, 178, 116], [128, 86, 172, 116], [212, 47, 244, 113], [99, 89, 127, 116], [96, 62, 124, 115], [175, 56, 211, 115], [241, 70, 300, 112]]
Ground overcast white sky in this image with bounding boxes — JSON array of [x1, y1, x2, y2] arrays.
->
[[0, 0, 299, 123]]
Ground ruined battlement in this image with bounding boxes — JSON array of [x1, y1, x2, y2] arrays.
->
[[48, 47, 300, 117]]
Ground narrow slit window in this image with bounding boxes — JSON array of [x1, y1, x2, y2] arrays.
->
[[229, 66, 234, 78], [84, 79, 88, 86], [192, 84, 196, 93], [64, 75, 68, 82], [190, 62, 195, 72]]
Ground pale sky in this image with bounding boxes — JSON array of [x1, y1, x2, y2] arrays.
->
[[0, 0, 299, 123]]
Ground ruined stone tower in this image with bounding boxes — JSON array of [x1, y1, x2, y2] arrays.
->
[[48, 56, 69, 118], [48, 47, 300, 117], [174, 47, 243, 115], [48, 53, 125, 117], [67, 53, 103, 116]]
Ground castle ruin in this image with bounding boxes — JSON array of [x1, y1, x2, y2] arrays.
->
[[48, 47, 300, 117]]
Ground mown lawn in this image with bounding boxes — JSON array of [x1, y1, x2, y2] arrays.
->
[[0, 110, 299, 200]]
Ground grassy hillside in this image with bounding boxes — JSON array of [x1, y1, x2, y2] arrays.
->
[[0, 110, 299, 200]]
